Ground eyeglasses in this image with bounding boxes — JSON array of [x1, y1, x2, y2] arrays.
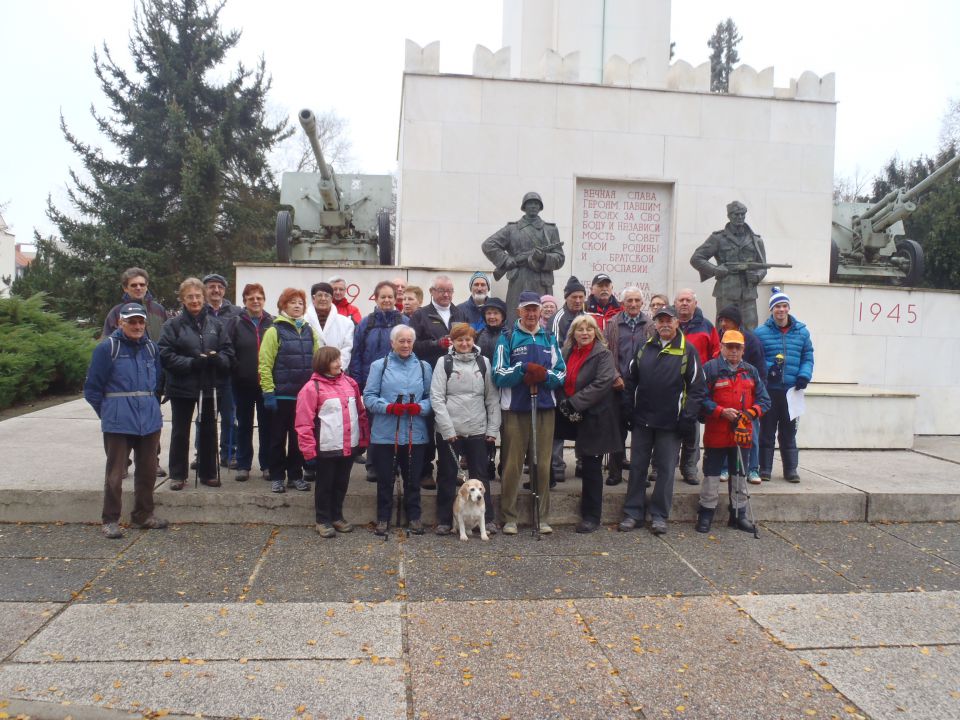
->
[[433, 288, 453, 295]]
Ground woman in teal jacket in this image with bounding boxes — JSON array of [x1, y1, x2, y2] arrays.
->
[[362, 324, 432, 536], [754, 287, 814, 482]]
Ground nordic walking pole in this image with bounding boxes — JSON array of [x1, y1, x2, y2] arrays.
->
[[194, 384, 202, 489], [385, 394, 403, 542], [210, 354, 221, 485], [736, 443, 759, 539], [402, 393, 416, 536], [529, 383, 542, 540]]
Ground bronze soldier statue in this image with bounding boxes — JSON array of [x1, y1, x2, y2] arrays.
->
[[482, 192, 565, 324], [690, 201, 787, 330]]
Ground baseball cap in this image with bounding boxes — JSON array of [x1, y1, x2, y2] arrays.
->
[[119, 302, 147, 320], [591, 273, 612, 285], [652, 305, 678, 319], [721, 330, 745, 345], [517, 291, 542, 307]]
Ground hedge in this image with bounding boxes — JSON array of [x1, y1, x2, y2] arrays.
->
[[0, 293, 98, 410]]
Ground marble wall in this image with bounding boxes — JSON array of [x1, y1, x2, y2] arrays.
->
[[397, 73, 836, 296]]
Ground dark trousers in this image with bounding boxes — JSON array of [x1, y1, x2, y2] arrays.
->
[[370, 443, 425, 523], [436, 435, 495, 526], [169, 396, 217, 481], [623, 425, 681, 521], [580, 454, 604, 523], [608, 423, 629, 480], [233, 382, 269, 472], [191, 384, 234, 463], [421, 416, 436, 479], [314, 455, 353, 524], [103, 431, 160, 524], [678, 421, 701, 480], [759, 389, 799, 473], [269, 399, 303, 483]]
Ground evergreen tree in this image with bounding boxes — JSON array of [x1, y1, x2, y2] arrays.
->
[[707, 18, 741, 93], [14, 0, 290, 322]]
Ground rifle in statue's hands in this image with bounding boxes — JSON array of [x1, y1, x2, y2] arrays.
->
[[493, 241, 565, 280]]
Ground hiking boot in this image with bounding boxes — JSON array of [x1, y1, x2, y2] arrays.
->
[[200, 478, 221, 488], [409, 519, 424, 535], [102, 523, 124, 539], [365, 469, 378, 483], [332, 520, 353, 533], [728, 506, 756, 533], [784, 470, 801, 483], [605, 476, 623, 487], [353, 449, 366, 464], [156, 466, 168, 478], [132, 517, 168, 530], [435, 524, 452, 536], [295, 478, 310, 492], [262, 469, 271, 481], [485, 522, 498, 536], [748, 470, 762, 485], [576, 520, 599, 534], [375, 521, 388, 536], [695, 506, 715, 534], [169, 479, 186, 491], [650, 517, 668, 535], [502, 522, 518, 535], [539, 522, 553, 535], [682, 475, 700, 486], [618, 517, 638, 532], [315, 523, 336, 538], [235, 469, 250, 482], [271, 479, 285, 494]]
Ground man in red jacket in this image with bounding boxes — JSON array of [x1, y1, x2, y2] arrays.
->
[[674, 289, 720, 484], [329, 276, 362, 325]]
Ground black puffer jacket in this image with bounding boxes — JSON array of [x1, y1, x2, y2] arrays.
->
[[224, 310, 273, 389], [158, 307, 235, 398], [623, 331, 706, 431]]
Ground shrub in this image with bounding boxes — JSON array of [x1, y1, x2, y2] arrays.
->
[[0, 293, 98, 409]]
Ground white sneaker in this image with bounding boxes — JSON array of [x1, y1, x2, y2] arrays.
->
[[719, 471, 729, 482], [502, 522, 518, 535], [748, 470, 762, 485], [539, 522, 553, 535]]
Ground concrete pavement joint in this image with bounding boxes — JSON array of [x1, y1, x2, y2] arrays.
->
[[875, 522, 960, 569], [238, 525, 280, 602], [755, 522, 861, 588]]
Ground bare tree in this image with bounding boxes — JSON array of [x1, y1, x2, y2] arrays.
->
[[833, 168, 871, 203], [939, 97, 960, 152], [272, 108, 354, 175]]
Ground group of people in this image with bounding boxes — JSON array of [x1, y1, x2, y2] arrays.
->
[[84, 261, 813, 540]]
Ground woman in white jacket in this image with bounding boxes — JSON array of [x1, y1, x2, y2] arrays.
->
[[430, 323, 501, 536]]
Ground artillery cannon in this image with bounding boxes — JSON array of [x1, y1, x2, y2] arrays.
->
[[275, 108, 393, 264], [830, 154, 960, 286]]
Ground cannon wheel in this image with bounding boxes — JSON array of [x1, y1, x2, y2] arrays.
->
[[275, 210, 292, 263], [829, 240, 840, 283], [377, 210, 392, 265], [892, 238, 924, 287]]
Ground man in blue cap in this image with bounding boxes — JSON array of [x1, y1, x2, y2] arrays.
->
[[84, 303, 169, 539]]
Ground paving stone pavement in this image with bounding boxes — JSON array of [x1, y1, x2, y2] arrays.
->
[[2, 520, 959, 719]]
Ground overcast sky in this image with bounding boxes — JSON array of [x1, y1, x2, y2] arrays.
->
[[2, 0, 958, 240]]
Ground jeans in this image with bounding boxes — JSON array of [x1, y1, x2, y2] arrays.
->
[[370, 443, 425, 523], [233, 382, 269, 472], [623, 425, 681, 521]]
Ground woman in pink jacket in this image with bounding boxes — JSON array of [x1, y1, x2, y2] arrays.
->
[[295, 346, 370, 537]]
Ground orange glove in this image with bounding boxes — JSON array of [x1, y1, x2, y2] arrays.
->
[[733, 413, 753, 448]]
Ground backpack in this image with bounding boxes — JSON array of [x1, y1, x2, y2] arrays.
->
[[443, 353, 487, 381], [109, 336, 157, 362], [380, 353, 430, 400]]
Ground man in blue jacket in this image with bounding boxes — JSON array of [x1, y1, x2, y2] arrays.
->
[[84, 303, 168, 539], [754, 287, 814, 482], [493, 292, 566, 535]]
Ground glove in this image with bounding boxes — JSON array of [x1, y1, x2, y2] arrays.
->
[[438, 336, 452, 349], [522, 362, 547, 386], [263, 392, 277, 411], [676, 416, 697, 442], [714, 265, 730, 279], [795, 377, 809, 390], [744, 405, 761, 421], [303, 457, 318, 470], [733, 413, 753, 448], [559, 399, 575, 415], [386, 403, 405, 416], [404, 403, 422, 416]]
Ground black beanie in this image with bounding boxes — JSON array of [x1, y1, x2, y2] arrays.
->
[[716, 304, 742, 326], [311, 282, 334, 297], [563, 276, 586, 298]]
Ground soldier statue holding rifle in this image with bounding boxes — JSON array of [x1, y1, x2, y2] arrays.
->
[[482, 191, 565, 324], [690, 201, 790, 330]]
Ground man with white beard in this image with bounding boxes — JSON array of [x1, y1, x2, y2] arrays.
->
[[456, 272, 492, 330]]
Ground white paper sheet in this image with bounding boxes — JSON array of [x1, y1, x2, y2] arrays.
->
[[786, 387, 806, 420]]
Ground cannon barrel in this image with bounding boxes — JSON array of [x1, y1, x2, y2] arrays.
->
[[861, 154, 960, 224], [298, 108, 339, 211], [903, 153, 960, 201]]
